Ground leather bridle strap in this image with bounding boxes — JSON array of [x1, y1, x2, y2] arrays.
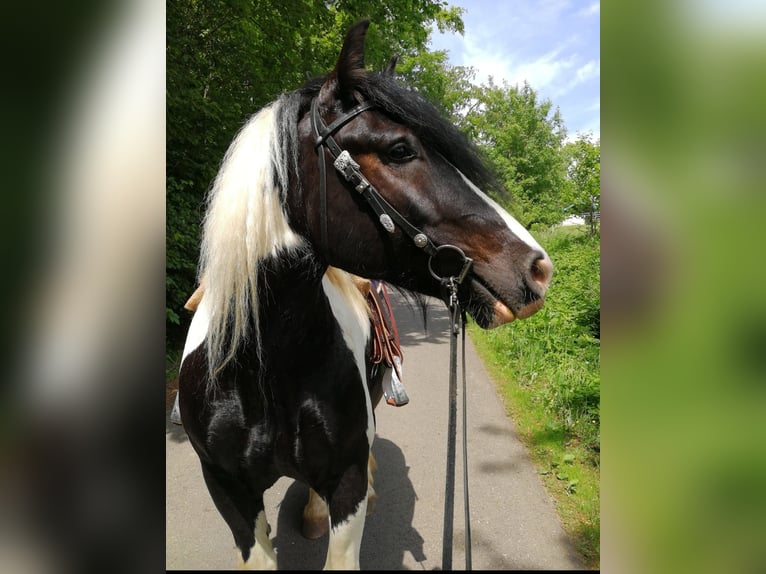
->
[[440, 278, 473, 571], [311, 98, 441, 259], [312, 99, 373, 252], [313, 100, 374, 156]]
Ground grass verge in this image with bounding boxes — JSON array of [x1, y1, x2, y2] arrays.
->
[[467, 225, 600, 568], [469, 326, 600, 568]]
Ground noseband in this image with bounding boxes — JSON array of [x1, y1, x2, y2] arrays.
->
[[310, 98, 473, 292], [311, 97, 474, 569]]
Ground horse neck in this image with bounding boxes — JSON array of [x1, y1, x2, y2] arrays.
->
[[255, 252, 330, 353]]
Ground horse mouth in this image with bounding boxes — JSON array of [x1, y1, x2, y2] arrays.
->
[[489, 300, 516, 327], [466, 275, 544, 329]]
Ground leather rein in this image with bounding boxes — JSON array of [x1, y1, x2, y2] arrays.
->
[[311, 97, 473, 570]]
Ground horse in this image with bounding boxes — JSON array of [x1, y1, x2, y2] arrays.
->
[[174, 269, 394, 542], [178, 20, 552, 570]]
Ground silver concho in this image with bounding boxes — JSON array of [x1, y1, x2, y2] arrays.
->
[[413, 233, 428, 248], [379, 214, 395, 233], [333, 150, 359, 173]]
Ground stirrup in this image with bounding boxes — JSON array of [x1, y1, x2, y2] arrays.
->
[[170, 393, 183, 425], [382, 356, 409, 406]]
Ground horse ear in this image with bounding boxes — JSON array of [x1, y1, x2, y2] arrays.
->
[[384, 55, 399, 76], [319, 20, 370, 106]]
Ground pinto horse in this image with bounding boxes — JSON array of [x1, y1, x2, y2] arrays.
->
[[178, 20, 552, 569]]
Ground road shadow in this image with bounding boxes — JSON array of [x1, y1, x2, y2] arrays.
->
[[389, 292, 451, 348], [271, 436, 426, 570], [477, 422, 515, 437], [271, 481, 327, 570], [165, 417, 188, 443], [361, 437, 427, 569]]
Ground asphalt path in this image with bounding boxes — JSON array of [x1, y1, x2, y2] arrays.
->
[[166, 292, 584, 570]]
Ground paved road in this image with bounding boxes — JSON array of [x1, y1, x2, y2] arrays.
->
[[166, 293, 584, 570]]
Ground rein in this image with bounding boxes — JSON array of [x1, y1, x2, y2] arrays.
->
[[311, 98, 473, 570], [436, 275, 473, 571]]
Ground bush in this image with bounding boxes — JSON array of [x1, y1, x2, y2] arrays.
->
[[474, 225, 600, 455]]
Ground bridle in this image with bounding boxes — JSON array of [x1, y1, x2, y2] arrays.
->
[[311, 97, 474, 570], [310, 98, 474, 286]]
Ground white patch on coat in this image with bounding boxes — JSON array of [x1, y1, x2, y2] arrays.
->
[[180, 293, 210, 364], [456, 170, 546, 255], [323, 493, 369, 570], [321, 269, 374, 449], [320, 269, 373, 570], [239, 511, 277, 570]]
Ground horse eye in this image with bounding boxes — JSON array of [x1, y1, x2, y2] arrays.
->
[[387, 142, 416, 163]]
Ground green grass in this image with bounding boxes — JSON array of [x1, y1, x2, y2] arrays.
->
[[166, 346, 182, 383], [468, 224, 600, 568]]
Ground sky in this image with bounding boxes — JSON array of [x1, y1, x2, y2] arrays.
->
[[429, 0, 600, 141]]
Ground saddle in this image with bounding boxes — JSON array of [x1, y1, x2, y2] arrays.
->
[[182, 274, 409, 406], [365, 281, 409, 407]]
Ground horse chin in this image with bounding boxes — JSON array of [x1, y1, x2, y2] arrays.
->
[[487, 300, 516, 328], [467, 299, 514, 330], [464, 287, 511, 329], [466, 276, 545, 329]]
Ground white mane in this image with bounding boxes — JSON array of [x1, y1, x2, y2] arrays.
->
[[198, 100, 304, 381]]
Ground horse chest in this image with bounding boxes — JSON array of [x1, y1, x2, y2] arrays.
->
[[189, 330, 369, 475]]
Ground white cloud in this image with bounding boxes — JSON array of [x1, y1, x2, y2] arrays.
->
[[429, 0, 600, 137], [551, 58, 600, 97], [565, 95, 600, 143], [576, 59, 600, 83], [463, 38, 579, 93], [580, 2, 600, 17], [564, 124, 600, 145], [507, 49, 579, 91]]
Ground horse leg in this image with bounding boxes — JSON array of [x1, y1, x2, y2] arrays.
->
[[302, 451, 378, 540], [323, 460, 370, 570], [367, 451, 377, 515], [200, 463, 276, 570], [302, 487, 328, 539]]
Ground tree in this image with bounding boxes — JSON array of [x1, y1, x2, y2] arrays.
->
[[166, 0, 466, 347], [460, 80, 568, 229], [395, 49, 476, 121], [563, 134, 600, 234]]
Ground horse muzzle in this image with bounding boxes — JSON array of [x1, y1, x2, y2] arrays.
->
[[471, 251, 553, 328]]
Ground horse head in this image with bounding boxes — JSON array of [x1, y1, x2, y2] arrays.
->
[[292, 20, 552, 328]]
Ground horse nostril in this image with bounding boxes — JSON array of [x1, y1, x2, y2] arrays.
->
[[530, 255, 553, 288]]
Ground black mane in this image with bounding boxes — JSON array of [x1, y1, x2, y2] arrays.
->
[[279, 72, 496, 194]]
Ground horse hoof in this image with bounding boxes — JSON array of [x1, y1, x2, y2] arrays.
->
[[301, 516, 328, 540]]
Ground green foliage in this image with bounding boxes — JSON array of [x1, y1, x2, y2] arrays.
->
[[396, 49, 476, 120], [166, 0, 465, 348], [563, 134, 600, 235], [471, 226, 600, 455], [459, 80, 569, 228], [468, 223, 601, 564]]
